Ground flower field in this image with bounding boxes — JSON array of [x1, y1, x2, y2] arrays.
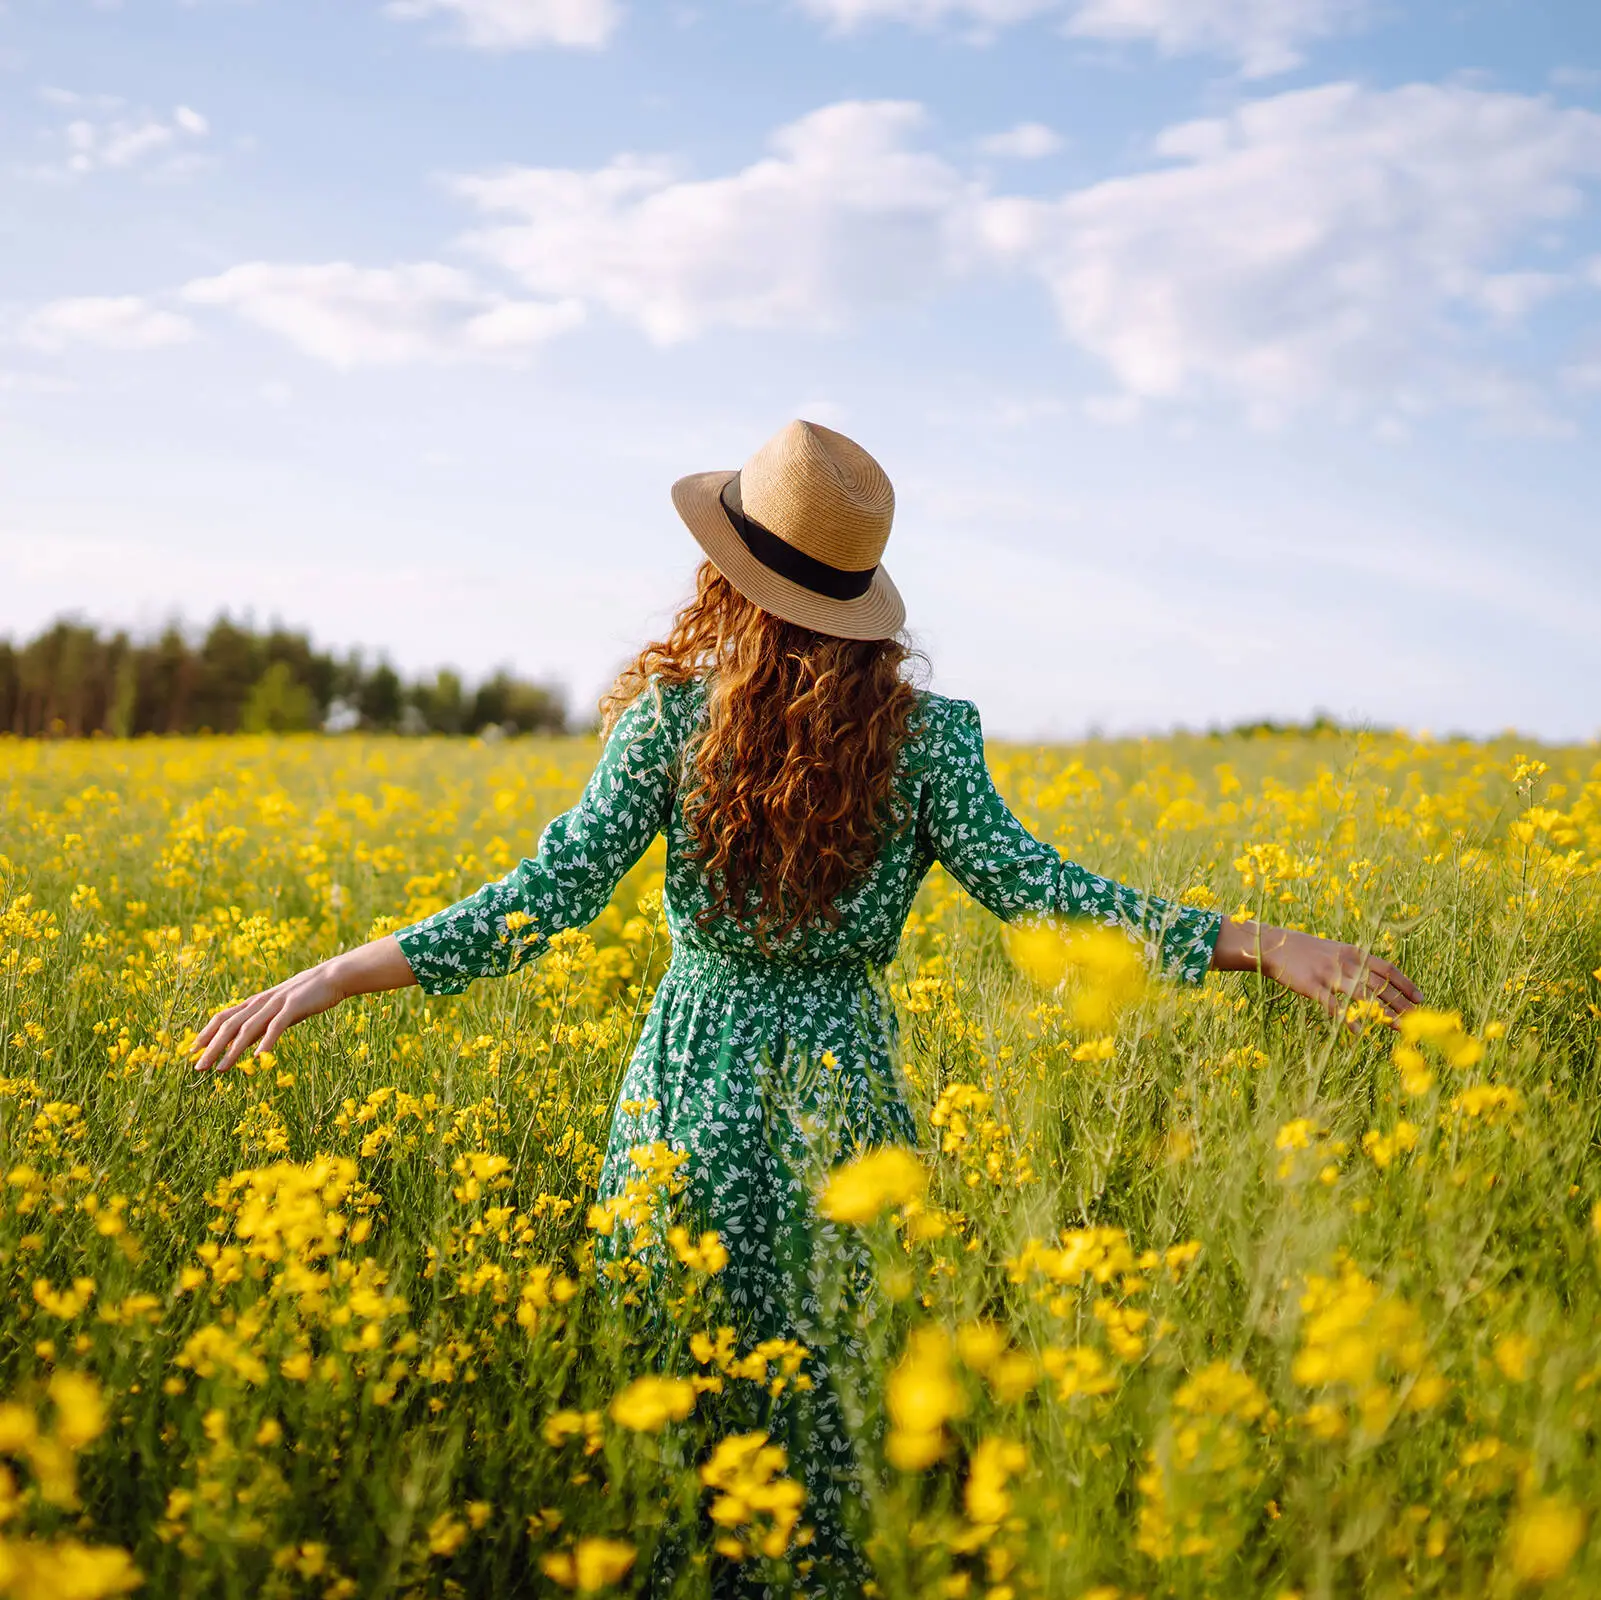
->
[[0, 725, 1596, 1599]]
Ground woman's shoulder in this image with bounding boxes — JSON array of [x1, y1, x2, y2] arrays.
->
[[905, 688, 986, 774], [642, 671, 707, 709], [604, 673, 706, 751], [911, 687, 984, 738]]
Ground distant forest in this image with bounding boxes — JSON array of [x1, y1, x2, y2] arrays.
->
[[0, 616, 570, 738]]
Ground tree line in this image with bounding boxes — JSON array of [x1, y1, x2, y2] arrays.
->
[[0, 616, 570, 738]]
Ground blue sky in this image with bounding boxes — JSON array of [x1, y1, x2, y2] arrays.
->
[[2, 0, 1599, 739]]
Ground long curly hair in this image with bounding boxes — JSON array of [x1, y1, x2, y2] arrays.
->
[[600, 561, 924, 951]]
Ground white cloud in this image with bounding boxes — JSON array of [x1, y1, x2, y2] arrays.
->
[[454, 100, 979, 343], [384, 0, 621, 49], [798, 0, 1054, 30], [21, 296, 195, 351], [978, 121, 1063, 159], [1066, 0, 1364, 79], [453, 85, 1601, 422], [797, 0, 1362, 73], [35, 95, 211, 177], [180, 261, 585, 369], [38, 86, 123, 112], [26, 83, 1601, 427], [980, 82, 1601, 424], [1465, 270, 1570, 326]]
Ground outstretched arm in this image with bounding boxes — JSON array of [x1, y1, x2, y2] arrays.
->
[[919, 696, 1223, 984], [921, 696, 1424, 1028], [189, 680, 687, 1073]]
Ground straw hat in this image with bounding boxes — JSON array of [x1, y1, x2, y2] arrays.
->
[[671, 419, 905, 641]]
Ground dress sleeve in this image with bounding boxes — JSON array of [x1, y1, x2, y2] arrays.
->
[[392, 682, 685, 996], [917, 697, 1222, 986]]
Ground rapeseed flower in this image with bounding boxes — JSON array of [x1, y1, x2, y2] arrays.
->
[[609, 1375, 696, 1433], [700, 1432, 807, 1560], [819, 1146, 927, 1225], [3, 711, 1594, 1595], [963, 1436, 1027, 1528], [886, 1326, 966, 1469], [539, 1537, 637, 1591], [1504, 1497, 1585, 1583]]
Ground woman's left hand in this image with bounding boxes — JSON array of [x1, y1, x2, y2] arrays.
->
[[1212, 919, 1424, 1030], [1264, 929, 1424, 1029]]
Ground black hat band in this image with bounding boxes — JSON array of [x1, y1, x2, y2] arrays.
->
[[719, 474, 878, 603]]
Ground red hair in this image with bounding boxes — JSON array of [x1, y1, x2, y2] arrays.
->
[[601, 562, 923, 951]]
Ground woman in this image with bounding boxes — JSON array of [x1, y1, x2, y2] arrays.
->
[[190, 419, 1422, 1590]]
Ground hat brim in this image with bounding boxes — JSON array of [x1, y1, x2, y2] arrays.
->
[[671, 469, 906, 642]]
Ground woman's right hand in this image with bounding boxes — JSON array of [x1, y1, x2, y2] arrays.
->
[[189, 961, 348, 1073], [189, 934, 418, 1074]]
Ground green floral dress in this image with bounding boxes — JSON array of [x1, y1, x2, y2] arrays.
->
[[393, 676, 1222, 1595]]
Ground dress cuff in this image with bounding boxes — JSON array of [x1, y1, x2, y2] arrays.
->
[[1160, 905, 1224, 987], [393, 917, 477, 997]]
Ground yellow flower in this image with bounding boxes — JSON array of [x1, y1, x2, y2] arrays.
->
[[1008, 923, 1073, 988], [818, 1146, 927, 1225], [32, 1277, 95, 1320], [886, 1327, 966, 1469], [1394, 1044, 1435, 1098], [964, 1437, 1027, 1527], [0, 1541, 143, 1598], [1291, 1256, 1444, 1436], [1361, 1121, 1420, 1170], [700, 1432, 807, 1560], [1173, 1362, 1269, 1423], [1040, 1345, 1116, 1401], [955, 1322, 1008, 1374], [609, 1375, 696, 1433], [48, 1371, 106, 1450], [543, 1409, 604, 1454], [1397, 1007, 1484, 1067], [1071, 1036, 1116, 1063], [667, 1226, 729, 1273], [884, 1427, 945, 1472], [1504, 1497, 1586, 1583], [539, 1537, 637, 1591], [1008, 921, 1147, 1030], [1493, 1333, 1537, 1383], [1390, 1007, 1487, 1099], [1093, 1299, 1149, 1362], [0, 1402, 39, 1454], [1452, 1083, 1522, 1122], [426, 1513, 468, 1557]]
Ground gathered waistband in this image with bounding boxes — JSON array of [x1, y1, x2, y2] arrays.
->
[[666, 942, 879, 986]]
